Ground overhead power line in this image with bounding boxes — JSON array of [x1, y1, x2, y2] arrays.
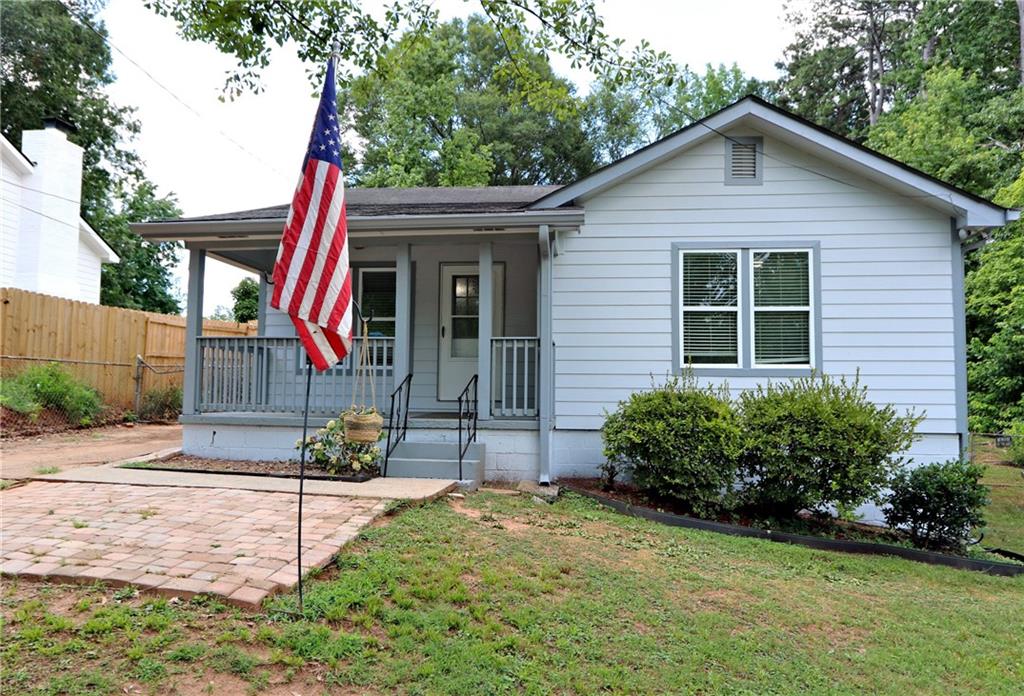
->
[[60, 2, 292, 184]]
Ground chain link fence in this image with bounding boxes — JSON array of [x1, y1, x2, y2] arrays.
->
[[0, 355, 184, 439]]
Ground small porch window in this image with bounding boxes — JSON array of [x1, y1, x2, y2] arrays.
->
[[358, 268, 396, 337]]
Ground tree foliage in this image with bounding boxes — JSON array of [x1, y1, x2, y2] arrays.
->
[[1, 0, 139, 217], [775, 0, 1022, 140], [145, 0, 680, 108], [585, 63, 771, 164], [230, 277, 260, 323], [97, 182, 182, 315], [344, 16, 595, 187], [1, 0, 182, 313]]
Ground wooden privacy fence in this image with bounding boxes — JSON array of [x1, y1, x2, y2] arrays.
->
[[0, 287, 256, 409]]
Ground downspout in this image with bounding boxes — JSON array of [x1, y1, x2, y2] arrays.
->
[[951, 218, 969, 458], [538, 225, 554, 484]]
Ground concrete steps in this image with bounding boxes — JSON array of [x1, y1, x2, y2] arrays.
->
[[384, 441, 485, 489]]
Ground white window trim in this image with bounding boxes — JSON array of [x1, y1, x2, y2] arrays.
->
[[679, 249, 743, 369], [749, 247, 815, 369]]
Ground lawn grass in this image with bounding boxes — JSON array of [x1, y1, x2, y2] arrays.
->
[[973, 436, 1024, 553], [981, 462, 1024, 552], [2, 491, 1023, 695]]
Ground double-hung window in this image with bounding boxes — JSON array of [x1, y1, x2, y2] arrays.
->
[[677, 246, 816, 371], [752, 251, 812, 366], [680, 251, 741, 366]]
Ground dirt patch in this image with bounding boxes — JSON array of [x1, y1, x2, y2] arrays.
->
[[0, 423, 181, 479], [123, 454, 377, 482], [1, 405, 132, 439]]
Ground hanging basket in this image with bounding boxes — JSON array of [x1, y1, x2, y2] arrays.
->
[[344, 411, 383, 443]]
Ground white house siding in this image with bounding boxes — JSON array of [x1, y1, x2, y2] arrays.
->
[[76, 239, 104, 304], [551, 129, 962, 474], [0, 171, 24, 286]]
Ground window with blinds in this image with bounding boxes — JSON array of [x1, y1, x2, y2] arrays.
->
[[680, 251, 739, 366], [358, 268, 396, 337], [752, 251, 811, 365]]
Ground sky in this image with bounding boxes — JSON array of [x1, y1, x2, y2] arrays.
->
[[98, 0, 796, 316]]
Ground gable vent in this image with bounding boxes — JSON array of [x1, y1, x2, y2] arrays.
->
[[725, 137, 762, 185], [730, 142, 757, 178]]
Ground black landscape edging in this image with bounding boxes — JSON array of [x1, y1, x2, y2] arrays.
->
[[562, 485, 1024, 577], [118, 464, 373, 484]]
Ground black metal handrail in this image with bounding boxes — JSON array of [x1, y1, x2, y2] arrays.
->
[[382, 372, 413, 477], [456, 374, 478, 480]]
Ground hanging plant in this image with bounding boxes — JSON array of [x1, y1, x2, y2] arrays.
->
[[343, 406, 384, 444]]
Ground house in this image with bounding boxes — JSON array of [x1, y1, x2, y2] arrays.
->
[[134, 97, 1018, 484], [1, 119, 119, 304]]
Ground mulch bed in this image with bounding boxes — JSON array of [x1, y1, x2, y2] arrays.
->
[[125, 454, 376, 482], [561, 477, 901, 544], [0, 406, 129, 440]]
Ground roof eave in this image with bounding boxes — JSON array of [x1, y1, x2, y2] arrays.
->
[[530, 97, 1011, 230], [79, 218, 120, 263], [132, 208, 584, 243]]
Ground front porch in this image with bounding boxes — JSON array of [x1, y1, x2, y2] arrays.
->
[[178, 230, 555, 482]]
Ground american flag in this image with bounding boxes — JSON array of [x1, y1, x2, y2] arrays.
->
[[271, 58, 352, 371]]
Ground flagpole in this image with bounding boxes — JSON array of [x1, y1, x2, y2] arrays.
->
[[296, 354, 313, 612]]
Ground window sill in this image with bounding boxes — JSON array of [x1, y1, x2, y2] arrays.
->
[[681, 366, 816, 378]]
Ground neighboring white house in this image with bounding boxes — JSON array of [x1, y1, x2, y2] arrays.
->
[[1, 119, 119, 304], [135, 97, 1019, 486]]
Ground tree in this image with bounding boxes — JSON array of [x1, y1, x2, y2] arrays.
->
[[774, 0, 1022, 140], [964, 173, 1024, 432], [230, 278, 260, 323], [866, 67, 1019, 199], [1, 0, 140, 217], [585, 63, 771, 165], [344, 16, 595, 187], [145, 0, 679, 111], [1, 0, 183, 313], [97, 182, 182, 315]]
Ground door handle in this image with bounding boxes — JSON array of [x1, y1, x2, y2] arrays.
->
[[441, 325, 446, 338]]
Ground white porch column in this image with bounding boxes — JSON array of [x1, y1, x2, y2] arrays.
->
[[477, 241, 493, 420], [183, 247, 206, 415], [537, 226, 553, 483], [393, 243, 412, 386]]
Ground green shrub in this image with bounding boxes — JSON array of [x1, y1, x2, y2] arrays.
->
[[883, 460, 989, 551], [0, 363, 102, 425], [602, 376, 741, 516], [0, 377, 42, 418], [1006, 422, 1024, 467], [138, 386, 182, 422], [738, 373, 923, 519]]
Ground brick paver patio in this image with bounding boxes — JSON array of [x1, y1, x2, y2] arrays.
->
[[0, 481, 389, 607]]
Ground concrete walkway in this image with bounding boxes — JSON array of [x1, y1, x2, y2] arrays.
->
[[0, 424, 182, 479], [34, 464, 457, 500]]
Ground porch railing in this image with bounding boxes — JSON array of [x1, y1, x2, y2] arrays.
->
[[196, 336, 394, 415], [490, 337, 539, 417]]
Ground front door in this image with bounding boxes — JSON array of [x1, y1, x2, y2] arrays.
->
[[438, 263, 504, 401]]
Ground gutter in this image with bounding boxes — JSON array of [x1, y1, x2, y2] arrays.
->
[[133, 209, 585, 242]]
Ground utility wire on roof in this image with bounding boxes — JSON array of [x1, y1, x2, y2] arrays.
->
[[59, 2, 293, 184]]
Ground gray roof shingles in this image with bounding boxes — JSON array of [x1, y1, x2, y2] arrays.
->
[[165, 185, 566, 223]]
